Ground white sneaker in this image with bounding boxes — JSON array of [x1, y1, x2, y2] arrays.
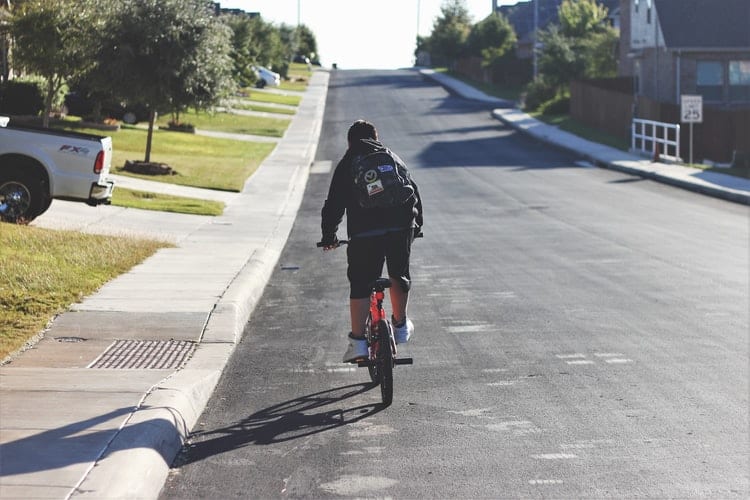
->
[[393, 317, 414, 344], [343, 334, 368, 363]]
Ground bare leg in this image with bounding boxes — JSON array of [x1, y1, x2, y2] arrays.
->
[[389, 277, 408, 324], [350, 298, 369, 337]]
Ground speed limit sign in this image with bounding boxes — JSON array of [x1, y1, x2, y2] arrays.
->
[[681, 94, 703, 123]]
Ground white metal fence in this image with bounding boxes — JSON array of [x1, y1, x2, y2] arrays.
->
[[631, 118, 681, 162]]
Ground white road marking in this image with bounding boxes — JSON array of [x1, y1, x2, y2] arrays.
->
[[532, 453, 578, 460], [319, 475, 398, 496], [556, 353, 587, 359], [566, 360, 595, 365], [594, 352, 623, 358], [486, 421, 542, 435], [529, 479, 564, 485], [605, 358, 634, 364], [487, 381, 516, 386], [482, 368, 509, 373], [447, 324, 493, 333], [448, 408, 494, 418]]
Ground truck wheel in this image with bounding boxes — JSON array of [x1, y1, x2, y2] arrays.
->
[[0, 173, 44, 223]]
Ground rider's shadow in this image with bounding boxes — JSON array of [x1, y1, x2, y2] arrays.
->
[[176, 383, 381, 465]]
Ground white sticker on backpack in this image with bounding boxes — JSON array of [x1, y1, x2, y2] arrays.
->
[[367, 180, 384, 196]]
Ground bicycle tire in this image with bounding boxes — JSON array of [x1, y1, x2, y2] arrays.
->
[[377, 320, 393, 406], [366, 314, 378, 383]]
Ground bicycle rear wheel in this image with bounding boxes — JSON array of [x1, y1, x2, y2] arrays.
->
[[366, 314, 378, 383], [377, 320, 393, 406]]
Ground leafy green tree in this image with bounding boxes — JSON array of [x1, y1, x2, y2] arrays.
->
[[225, 14, 260, 86], [94, 0, 234, 162], [295, 24, 318, 63], [427, 0, 472, 68], [9, 0, 99, 127], [536, 0, 617, 96], [558, 0, 609, 37], [466, 12, 516, 69]]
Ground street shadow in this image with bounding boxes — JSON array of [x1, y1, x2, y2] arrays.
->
[[416, 134, 578, 169], [0, 406, 150, 476], [175, 383, 382, 466]]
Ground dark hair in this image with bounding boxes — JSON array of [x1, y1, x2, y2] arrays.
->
[[347, 119, 378, 143]]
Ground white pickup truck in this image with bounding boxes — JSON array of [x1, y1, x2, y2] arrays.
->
[[0, 116, 114, 223]]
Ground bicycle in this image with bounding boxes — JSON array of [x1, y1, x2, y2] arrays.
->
[[317, 239, 413, 406]]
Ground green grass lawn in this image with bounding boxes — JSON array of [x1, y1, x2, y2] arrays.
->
[[231, 102, 296, 115], [0, 223, 168, 360], [158, 109, 290, 137], [112, 187, 225, 216], [532, 113, 631, 151], [61, 124, 276, 191], [238, 91, 302, 107]]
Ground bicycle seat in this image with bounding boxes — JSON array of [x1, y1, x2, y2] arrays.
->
[[371, 278, 392, 291]]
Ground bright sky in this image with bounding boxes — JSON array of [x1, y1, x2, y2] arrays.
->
[[218, 0, 520, 69]]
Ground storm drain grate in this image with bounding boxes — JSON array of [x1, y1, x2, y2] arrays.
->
[[88, 340, 196, 369]]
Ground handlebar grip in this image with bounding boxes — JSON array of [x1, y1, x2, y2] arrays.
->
[[317, 240, 349, 248]]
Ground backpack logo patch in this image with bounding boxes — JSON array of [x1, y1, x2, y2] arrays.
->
[[364, 169, 378, 183], [352, 141, 415, 209]]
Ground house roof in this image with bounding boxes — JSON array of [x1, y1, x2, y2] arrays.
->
[[655, 0, 750, 50], [498, 0, 620, 39]]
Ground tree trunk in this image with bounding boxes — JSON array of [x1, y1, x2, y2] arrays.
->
[[145, 109, 156, 163], [43, 78, 54, 128]]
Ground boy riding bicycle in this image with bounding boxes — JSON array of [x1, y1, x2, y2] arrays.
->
[[320, 120, 423, 363]]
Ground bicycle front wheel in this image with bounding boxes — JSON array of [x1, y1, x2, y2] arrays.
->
[[377, 320, 393, 406]]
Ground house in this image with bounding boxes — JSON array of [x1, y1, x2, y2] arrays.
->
[[496, 0, 620, 59], [619, 0, 750, 108]]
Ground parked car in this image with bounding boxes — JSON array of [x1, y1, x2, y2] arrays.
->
[[64, 92, 150, 124], [252, 66, 281, 88], [0, 116, 114, 223]]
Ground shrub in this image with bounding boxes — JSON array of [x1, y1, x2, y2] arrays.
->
[[539, 94, 570, 115], [523, 78, 557, 112], [0, 80, 44, 116]]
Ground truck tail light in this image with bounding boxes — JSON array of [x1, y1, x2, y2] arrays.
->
[[94, 151, 105, 174]]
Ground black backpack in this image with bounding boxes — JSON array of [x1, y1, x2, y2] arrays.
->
[[351, 139, 415, 209]]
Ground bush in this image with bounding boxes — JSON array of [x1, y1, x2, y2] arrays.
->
[[523, 78, 557, 112], [0, 80, 44, 116], [539, 94, 570, 115]]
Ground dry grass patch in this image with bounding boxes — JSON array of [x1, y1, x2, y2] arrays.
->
[[0, 224, 169, 360]]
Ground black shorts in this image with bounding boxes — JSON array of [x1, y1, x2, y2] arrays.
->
[[347, 229, 413, 299]]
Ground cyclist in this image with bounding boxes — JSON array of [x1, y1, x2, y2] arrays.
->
[[320, 120, 423, 363]]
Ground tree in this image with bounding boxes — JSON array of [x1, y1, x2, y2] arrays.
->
[[295, 24, 318, 63], [94, 0, 234, 162], [466, 13, 516, 70], [9, 0, 99, 127], [427, 0, 472, 68], [536, 0, 617, 95]]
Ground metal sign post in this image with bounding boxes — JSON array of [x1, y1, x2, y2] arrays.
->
[[681, 94, 703, 165]]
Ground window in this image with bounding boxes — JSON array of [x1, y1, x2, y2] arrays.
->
[[729, 60, 750, 101], [697, 61, 723, 101]]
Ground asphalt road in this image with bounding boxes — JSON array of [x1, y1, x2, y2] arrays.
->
[[160, 70, 749, 498]]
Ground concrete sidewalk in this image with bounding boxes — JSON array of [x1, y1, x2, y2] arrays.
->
[[0, 70, 329, 499], [420, 69, 750, 206]]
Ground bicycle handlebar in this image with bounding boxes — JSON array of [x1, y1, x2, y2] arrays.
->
[[316, 232, 423, 249]]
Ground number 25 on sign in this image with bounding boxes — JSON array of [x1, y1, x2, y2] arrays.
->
[[681, 94, 702, 165]]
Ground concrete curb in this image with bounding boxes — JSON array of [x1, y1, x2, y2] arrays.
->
[[69, 71, 329, 499], [490, 109, 750, 206]]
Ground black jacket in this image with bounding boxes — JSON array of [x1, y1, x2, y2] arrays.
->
[[321, 140, 423, 239]]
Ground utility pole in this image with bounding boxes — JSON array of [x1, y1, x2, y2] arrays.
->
[[533, 0, 539, 79]]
